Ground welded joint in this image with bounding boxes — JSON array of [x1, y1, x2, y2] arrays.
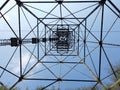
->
[[11, 38, 22, 46], [99, 0, 106, 6], [57, 78, 62, 82], [56, 0, 63, 4], [15, 0, 23, 7], [32, 38, 39, 44], [99, 41, 103, 46], [18, 75, 24, 82]]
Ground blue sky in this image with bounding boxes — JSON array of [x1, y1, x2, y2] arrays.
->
[[0, 0, 120, 90]]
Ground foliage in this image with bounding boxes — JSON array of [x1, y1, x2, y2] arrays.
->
[[36, 87, 44, 90], [113, 65, 120, 82], [64, 86, 99, 90], [11, 87, 21, 90], [107, 63, 120, 89], [0, 86, 8, 90]]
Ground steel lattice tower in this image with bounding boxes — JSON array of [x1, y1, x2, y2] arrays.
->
[[0, 0, 120, 90]]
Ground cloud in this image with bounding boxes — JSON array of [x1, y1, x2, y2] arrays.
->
[[11, 53, 36, 74]]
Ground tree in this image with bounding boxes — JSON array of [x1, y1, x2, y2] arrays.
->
[[0, 86, 8, 90], [108, 63, 120, 90]]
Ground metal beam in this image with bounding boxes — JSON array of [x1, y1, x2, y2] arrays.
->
[[22, 1, 100, 3], [0, 0, 10, 10]]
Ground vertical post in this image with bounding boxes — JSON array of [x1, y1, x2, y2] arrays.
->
[[77, 25, 80, 56], [99, 2, 104, 79], [60, 2, 63, 24], [45, 25, 47, 55], [37, 19, 39, 60], [18, 5, 22, 76], [84, 19, 87, 62]]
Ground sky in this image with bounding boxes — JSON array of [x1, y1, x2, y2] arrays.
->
[[0, 0, 120, 90]]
